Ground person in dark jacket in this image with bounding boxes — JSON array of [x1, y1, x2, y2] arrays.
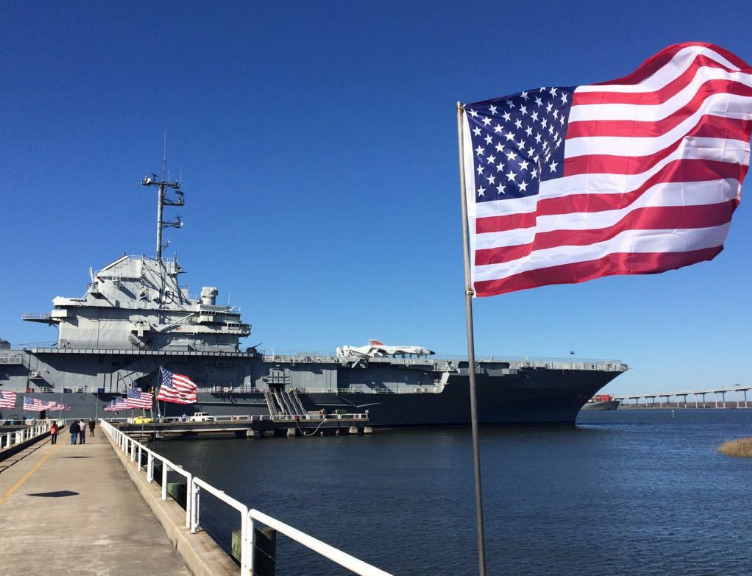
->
[[70, 420, 80, 445], [88, 418, 96, 436]]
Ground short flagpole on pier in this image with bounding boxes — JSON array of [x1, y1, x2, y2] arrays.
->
[[456, 101, 487, 576]]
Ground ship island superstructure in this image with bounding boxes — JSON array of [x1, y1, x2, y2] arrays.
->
[[0, 167, 628, 425], [28, 254, 250, 352]]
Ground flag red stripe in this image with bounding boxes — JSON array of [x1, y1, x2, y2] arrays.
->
[[568, 81, 752, 138], [588, 43, 749, 88], [475, 201, 736, 266], [564, 116, 752, 177], [574, 55, 745, 106], [475, 247, 723, 296], [476, 159, 745, 234]]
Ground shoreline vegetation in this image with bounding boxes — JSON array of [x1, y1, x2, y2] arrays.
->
[[718, 438, 752, 458]]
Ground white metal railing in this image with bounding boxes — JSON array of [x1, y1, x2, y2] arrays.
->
[[100, 419, 394, 576], [248, 509, 392, 576], [0, 420, 54, 451]]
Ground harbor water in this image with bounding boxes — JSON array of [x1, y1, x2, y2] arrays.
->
[[155, 410, 752, 576]]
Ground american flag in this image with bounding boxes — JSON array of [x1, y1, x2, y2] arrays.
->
[[104, 398, 127, 412], [125, 388, 154, 409], [156, 367, 197, 404], [23, 397, 50, 412], [47, 402, 71, 412], [461, 42, 752, 297], [0, 391, 17, 409]]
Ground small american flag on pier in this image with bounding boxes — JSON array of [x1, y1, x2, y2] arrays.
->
[[47, 402, 71, 412], [157, 368, 198, 405], [461, 42, 752, 296], [0, 391, 17, 409], [125, 389, 154, 409], [23, 397, 50, 412], [104, 398, 127, 412]]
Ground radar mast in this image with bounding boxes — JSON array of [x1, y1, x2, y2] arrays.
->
[[141, 136, 184, 260]]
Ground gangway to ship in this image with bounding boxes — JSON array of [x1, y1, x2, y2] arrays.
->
[[264, 388, 307, 417]]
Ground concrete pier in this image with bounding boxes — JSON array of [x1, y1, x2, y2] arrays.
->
[[0, 431, 192, 575]]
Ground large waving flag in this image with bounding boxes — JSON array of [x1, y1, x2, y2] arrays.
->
[[461, 42, 752, 296], [156, 367, 198, 404]]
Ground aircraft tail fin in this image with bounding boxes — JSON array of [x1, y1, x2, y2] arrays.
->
[[369, 339, 385, 346]]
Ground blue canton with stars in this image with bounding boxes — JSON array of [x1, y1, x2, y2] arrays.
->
[[465, 86, 575, 203]]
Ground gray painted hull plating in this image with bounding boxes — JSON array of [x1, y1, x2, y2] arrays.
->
[[11, 363, 623, 427]]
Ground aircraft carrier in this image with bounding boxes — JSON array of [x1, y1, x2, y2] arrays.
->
[[0, 169, 627, 425]]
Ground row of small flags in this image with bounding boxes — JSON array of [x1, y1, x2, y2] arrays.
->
[[0, 368, 198, 412], [20, 396, 71, 412], [94, 368, 200, 412], [0, 392, 71, 412]]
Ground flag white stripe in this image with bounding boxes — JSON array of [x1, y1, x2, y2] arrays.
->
[[474, 179, 739, 250], [575, 46, 741, 94], [158, 390, 196, 398], [474, 224, 731, 282]]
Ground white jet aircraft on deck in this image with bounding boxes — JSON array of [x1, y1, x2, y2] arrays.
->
[[336, 339, 435, 358]]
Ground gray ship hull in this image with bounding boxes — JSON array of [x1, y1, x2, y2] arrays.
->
[[6, 353, 624, 426]]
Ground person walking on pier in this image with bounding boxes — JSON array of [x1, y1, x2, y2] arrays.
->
[[78, 420, 86, 444], [69, 420, 80, 445], [50, 421, 59, 445], [88, 418, 95, 437]]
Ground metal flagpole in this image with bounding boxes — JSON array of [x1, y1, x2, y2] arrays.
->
[[456, 101, 487, 576]]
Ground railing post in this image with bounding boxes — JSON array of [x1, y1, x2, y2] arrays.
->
[[191, 484, 200, 533], [248, 513, 255, 573], [241, 513, 250, 575], [183, 471, 192, 528], [162, 462, 168, 500], [147, 453, 154, 483], [137, 445, 142, 469]]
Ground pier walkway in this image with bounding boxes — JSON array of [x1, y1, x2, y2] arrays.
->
[[0, 430, 191, 576]]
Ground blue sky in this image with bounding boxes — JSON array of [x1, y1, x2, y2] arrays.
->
[[1, 1, 750, 396]]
